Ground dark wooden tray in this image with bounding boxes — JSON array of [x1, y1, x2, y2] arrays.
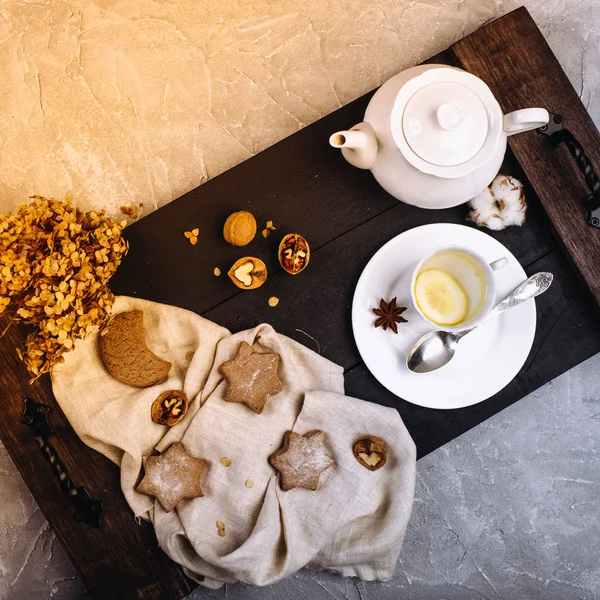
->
[[1, 7, 599, 600]]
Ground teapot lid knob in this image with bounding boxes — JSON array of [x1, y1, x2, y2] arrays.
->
[[436, 103, 464, 130]]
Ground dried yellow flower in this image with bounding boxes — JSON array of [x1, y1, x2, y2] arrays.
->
[[184, 229, 199, 245], [0, 196, 128, 379], [261, 221, 277, 239], [120, 205, 138, 219]]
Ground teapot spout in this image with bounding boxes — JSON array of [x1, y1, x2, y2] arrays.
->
[[329, 122, 377, 170], [330, 129, 368, 150]]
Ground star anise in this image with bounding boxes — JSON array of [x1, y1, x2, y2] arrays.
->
[[372, 297, 407, 334]]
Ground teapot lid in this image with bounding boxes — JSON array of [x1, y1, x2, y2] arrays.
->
[[391, 67, 502, 178]]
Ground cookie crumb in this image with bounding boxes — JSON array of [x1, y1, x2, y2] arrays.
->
[[245, 479, 253, 488], [214, 267, 221, 276], [268, 296, 279, 307], [262, 228, 270, 238], [221, 457, 232, 467], [216, 521, 226, 537]]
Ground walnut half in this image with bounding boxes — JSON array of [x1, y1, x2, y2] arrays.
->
[[353, 436, 387, 471], [227, 257, 267, 290], [278, 234, 310, 275], [151, 390, 189, 426]]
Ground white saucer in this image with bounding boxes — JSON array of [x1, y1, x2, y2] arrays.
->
[[351, 223, 536, 410]]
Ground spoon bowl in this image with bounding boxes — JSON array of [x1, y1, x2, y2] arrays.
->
[[406, 330, 461, 374]]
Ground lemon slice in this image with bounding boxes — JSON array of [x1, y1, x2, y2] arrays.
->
[[414, 269, 468, 326]]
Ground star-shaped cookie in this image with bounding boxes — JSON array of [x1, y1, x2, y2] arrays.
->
[[218, 341, 283, 414], [136, 443, 207, 512], [268, 430, 334, 491]]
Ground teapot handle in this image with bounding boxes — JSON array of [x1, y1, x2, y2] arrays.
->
[[503, 108, 549, 136]]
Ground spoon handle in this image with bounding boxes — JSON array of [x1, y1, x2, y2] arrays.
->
[[487, 271, 554, 322], [455, 272, 553, 341]]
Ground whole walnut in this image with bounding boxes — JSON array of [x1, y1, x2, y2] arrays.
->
[[223, 211, 257, 246]]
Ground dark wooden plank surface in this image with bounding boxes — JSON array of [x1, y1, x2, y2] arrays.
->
[[200, 172, 554, 371], [450, 6, 600, 312], [0, 8, 599, 600], [108, 87, 392, 313], [114, 152, 600, 462]]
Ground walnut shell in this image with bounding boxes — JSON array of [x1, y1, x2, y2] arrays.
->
[[227, 257, 267, 290], [278, 233, 310, 275], [353, 436, 386, 471], [223, 211, 257, 246], [151, 390, 189, 426]]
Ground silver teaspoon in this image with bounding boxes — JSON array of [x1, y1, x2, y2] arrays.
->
[[406, 272, 553, 374]]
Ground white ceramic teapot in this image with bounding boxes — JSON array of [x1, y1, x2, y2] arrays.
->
[[329, 65, 549, 209]]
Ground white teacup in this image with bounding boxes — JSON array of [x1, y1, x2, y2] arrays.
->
[[410, 246, 507, 331]]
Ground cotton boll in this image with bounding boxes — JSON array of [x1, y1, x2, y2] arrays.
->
[[468, 187, 502, 228], [468, 174, 526, 231], [501, 207, 526, 227], [491, 175, 524, 211], [482, 214, 506, 230], [469, 187, 497, 218]]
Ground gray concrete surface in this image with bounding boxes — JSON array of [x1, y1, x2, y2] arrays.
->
[[1, 1, 599, 599]]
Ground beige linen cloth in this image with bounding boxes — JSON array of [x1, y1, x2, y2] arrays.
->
[[51, 296, 416, 588]]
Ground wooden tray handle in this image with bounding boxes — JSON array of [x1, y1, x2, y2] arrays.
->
[[22, 398, 104, 527], [539, 113, 600, 227]]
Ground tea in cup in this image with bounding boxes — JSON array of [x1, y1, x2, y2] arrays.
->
[[410, 246, 507, 330]]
